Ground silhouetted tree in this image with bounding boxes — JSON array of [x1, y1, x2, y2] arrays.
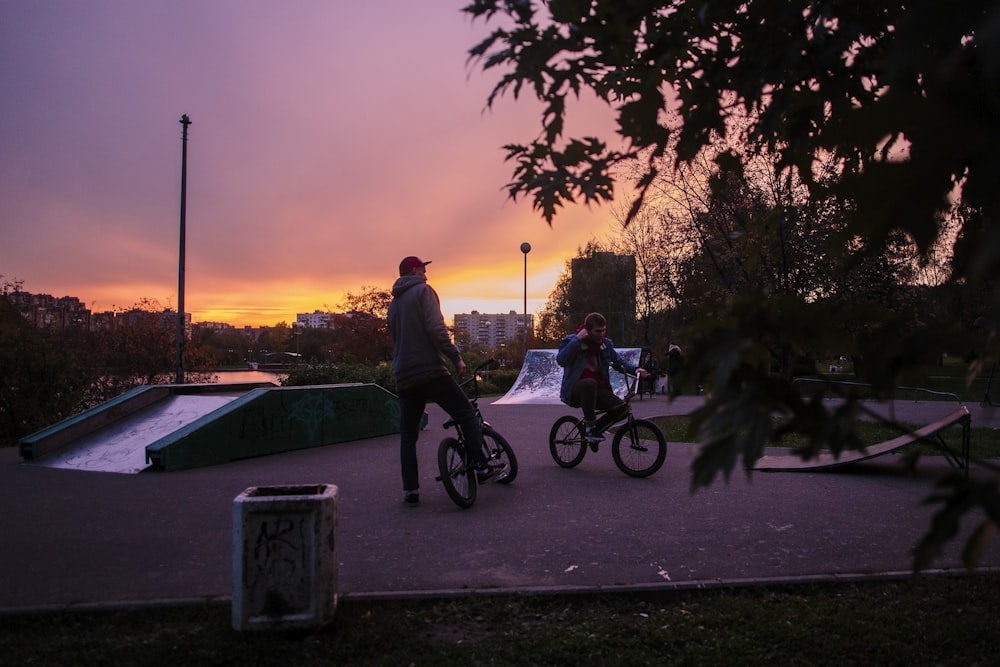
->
[[0, 283, 95, 444], [466, 0, 1000, 569]]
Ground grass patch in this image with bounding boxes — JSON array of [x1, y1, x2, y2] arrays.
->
[[791, 359, 996, 404], [651, 416, 1000, 459], [2, 576, 998, 666]]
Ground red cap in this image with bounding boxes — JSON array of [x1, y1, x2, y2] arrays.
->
[[399, 256, 431, 275]]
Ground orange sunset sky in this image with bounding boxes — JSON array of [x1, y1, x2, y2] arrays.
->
[[1, 1, 631, 327]]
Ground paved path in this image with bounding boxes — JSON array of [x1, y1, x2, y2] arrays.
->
[[2, 396, 999, 614]]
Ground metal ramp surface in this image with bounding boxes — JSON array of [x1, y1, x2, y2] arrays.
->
[[24, 392, 245, 473], [752, 406, 971, 473], [19, 382, 407, 473], [494, 348, 642, 405]]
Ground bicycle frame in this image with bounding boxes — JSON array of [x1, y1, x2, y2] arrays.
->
[[442, 359, 495, 437], [436, 358, 518, 507], [593, 371, 640, 433], [548, 369, 666, 477]]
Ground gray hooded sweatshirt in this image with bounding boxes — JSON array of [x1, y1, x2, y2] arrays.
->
[[387, 274, 461, 390]]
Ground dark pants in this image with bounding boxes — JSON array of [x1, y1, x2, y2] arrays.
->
[[569, 378, 628, 429], [398, 375, 487, 493]]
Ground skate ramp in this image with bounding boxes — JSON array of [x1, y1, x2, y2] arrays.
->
[[19, 382, 408, 473], [22, 391, 248, 473], [494, 348, 642, 405], [753, 406, 971, 472]]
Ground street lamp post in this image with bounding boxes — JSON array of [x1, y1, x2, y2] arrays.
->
[[520, 242, 531, 358], [175, 114, 191, 384]]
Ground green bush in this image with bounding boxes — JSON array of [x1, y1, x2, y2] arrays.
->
[[282, 361, 396, 391], [0, 301, 96, 446], [478, 368, 519, 395]]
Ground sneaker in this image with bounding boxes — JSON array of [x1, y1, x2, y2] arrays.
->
[[584, 427, 604, 452], [475, 465, 495, 483], [404, 491, 419, 507]]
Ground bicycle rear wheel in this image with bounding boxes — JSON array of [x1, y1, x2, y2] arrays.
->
[[549, 415, 587, 468], [482, 426, 518, 484], [611, 418, 667, 477], [437, 436, 477, 508]]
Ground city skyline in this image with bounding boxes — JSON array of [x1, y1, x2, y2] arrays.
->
[[8, 286, 537, 333], [1, 2, 627, 327]]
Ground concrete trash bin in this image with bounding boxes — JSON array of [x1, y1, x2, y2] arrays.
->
[[232, 483, 339, 631]]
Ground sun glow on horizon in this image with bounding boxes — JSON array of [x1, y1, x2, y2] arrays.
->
[[191, 255, 567, 328], [1, 2, 628, 337]]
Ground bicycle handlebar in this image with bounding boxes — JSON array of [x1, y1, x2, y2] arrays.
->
[[617, 369, 648, 397], [457, 358, 499, 395]]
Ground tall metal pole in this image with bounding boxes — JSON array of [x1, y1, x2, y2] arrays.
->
[[176, 114, 191, 384], [520, 242, 531, 358]]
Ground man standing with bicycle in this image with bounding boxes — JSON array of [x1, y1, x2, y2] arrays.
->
[[388, 256, 493, 507], [557, 312, 648, 450]]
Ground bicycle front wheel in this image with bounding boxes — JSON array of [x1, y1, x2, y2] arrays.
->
[[482, 426, 518, 484], [611, 418, 667, 477], [549, 415, 587, 468], [437, 436, 477, 508]]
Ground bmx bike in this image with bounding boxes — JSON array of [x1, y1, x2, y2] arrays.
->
[[435, 358, 518, 508], [549, 372, 667, 477]]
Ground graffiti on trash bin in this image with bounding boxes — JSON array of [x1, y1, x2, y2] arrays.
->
[[247, 514, 310, 615]]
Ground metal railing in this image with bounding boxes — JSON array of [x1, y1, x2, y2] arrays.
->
[[791, 377, 961, 403]]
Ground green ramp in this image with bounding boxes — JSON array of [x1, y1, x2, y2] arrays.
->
[[145, 383, 409, 471], [18, 382, 275, 472]]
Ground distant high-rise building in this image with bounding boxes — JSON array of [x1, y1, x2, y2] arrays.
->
[[197, 321, 237, 333], [568, 252, 637, 338], [296, 310, 333, 328], [453, 310, 534, 348], [2, 289, 206, 339], [5, 291, 91, 330]]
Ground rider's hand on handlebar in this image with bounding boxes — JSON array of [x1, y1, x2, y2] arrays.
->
[[636, 368, 648, 378], [456, 359, 467, 381]]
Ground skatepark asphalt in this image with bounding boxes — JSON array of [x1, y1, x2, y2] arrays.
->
[[2, 395, 1000, 615]]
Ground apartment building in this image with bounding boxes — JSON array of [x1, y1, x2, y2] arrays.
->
[[453, 310, 533, 348], [7, 292, 92, 330], [296, 310, 333, 328]]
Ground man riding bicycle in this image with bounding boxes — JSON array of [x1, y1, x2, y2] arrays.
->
[[388, 256, 494, 508], [556, 312, 648, 449]]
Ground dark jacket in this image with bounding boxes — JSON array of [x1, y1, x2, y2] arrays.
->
[[556, 333, 635, 405], [666, 343, 684, 374], [639, 353, 659, 374], [387, 275, 461, 390]]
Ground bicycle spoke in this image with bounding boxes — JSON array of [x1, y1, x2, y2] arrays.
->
[[437, 437, 476, 508], [483, 426, 518, 484], [612, 418, 667, 477], [549, 415, 587, 468]]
